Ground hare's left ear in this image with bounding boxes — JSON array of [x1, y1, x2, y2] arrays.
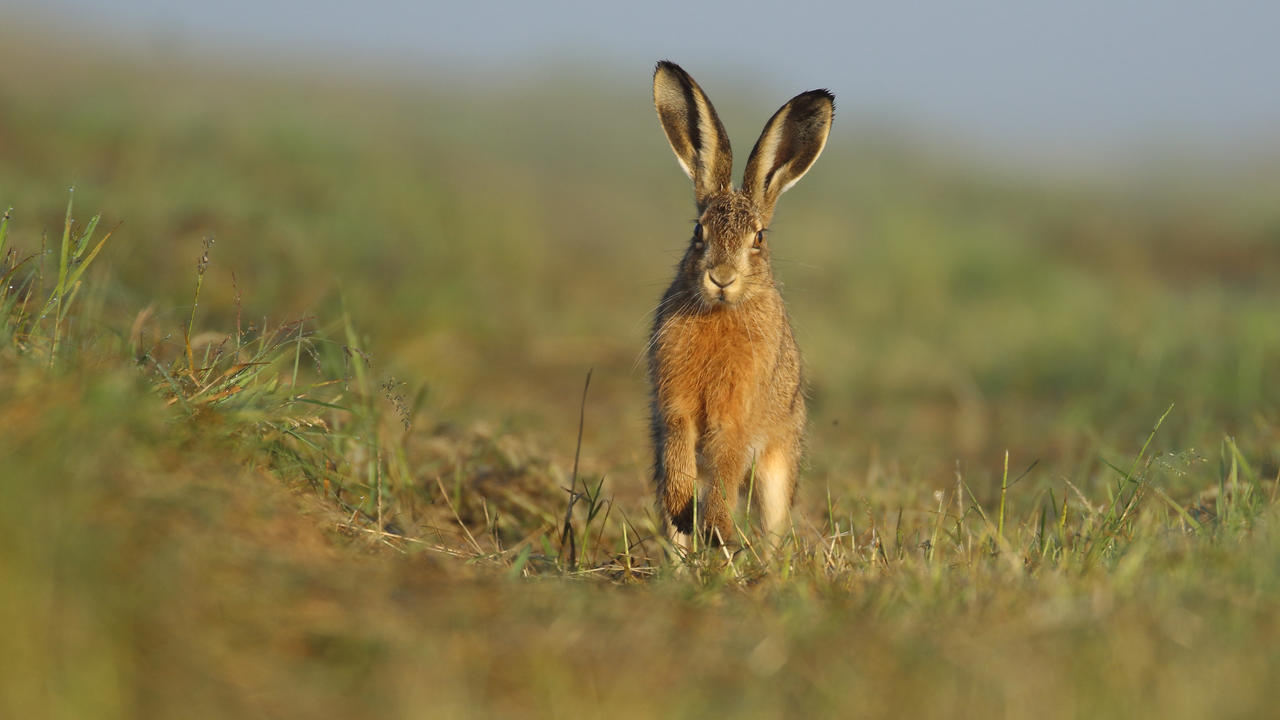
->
[[743, 89, 834, 225], [653, 61, 734, 211]]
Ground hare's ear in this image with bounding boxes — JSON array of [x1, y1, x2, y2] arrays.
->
[[653, 61, 733, 210], [742, 89, 834, 224]]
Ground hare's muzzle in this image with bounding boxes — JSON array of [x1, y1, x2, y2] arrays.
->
[[707, 265, 738, 289]]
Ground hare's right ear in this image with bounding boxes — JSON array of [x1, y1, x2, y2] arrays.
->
[[653, 61, 733, 210], [742, 89, 834, 225]]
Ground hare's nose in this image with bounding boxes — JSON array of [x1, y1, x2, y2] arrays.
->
[[707, 266, 738, 288]]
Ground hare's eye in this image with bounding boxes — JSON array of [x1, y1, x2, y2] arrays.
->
[[752, 230, 765, 249], [692, 222, 704, 248]]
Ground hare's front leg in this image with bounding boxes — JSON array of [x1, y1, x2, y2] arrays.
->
[[656, 415, 698, 549], [700, 430, 752, 546]]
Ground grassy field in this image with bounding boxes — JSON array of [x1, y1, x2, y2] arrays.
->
[[3, 31, 1280, 718]]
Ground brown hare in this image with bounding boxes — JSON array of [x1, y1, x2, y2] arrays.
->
[[649, 60, 833, 552]]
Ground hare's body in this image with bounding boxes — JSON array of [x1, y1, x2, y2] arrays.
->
[[649, 260, 806, 544], [648, 62, 833, 548]]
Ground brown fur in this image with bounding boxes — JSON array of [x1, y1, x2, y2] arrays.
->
[[649, 62, 833, 550]]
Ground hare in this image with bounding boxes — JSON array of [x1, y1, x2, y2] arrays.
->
[[648, 60, 833, 551]]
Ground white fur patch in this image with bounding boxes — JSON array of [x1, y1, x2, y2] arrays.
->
[[756, 449, 793, 536]]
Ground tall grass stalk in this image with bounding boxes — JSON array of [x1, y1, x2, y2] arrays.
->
[[27, 190, 112, 363]]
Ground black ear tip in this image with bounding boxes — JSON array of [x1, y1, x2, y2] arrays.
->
[[655, 60, 697, 87], [798, 89, 835, 116]]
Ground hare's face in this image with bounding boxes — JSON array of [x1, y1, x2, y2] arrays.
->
[[687, 192, 772, 307]]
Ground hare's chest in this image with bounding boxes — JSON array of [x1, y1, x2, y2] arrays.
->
[[655, 312, 771, 412]]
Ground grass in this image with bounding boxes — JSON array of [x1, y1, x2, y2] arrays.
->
[[3, 27, 1280, 718]]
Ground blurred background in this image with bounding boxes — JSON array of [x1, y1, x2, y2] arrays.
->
[[4, 0, 1279, 497]]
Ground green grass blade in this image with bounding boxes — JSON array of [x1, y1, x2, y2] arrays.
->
[[0, 207, 11, 260]]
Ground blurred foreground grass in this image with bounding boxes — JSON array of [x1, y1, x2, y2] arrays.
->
[[2, 30, 1280, 718]]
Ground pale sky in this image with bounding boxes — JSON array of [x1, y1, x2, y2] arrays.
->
[[15, 0, 1280, 161]]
